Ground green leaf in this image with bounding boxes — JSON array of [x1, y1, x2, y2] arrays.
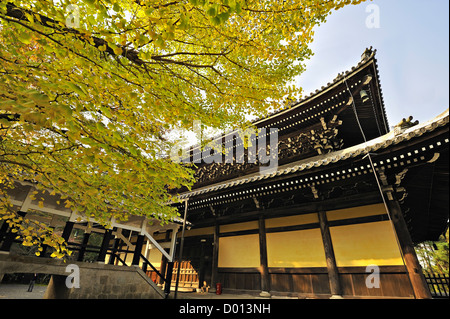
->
[[18, 32, 32, 44], [218, 11, 230, 23], [144, 6, 154, 16], [211, 16, 221, 25], [155, 37, 165, 48], [207, 7, 216, 17], [67, 83, 86, 96], [61, 104, 73, 116], [235, 2, 242, 14], [113, 2, 121, 12]]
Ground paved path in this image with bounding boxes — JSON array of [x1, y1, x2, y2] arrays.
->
[[0, 284, 47, 299], [179, 292, 267, 299], [0, 284, 295, 299]]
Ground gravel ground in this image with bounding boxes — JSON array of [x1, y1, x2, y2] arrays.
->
[[0, 284, 47, 299]]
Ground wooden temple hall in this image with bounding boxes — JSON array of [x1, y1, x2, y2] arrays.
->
[[1, 48, 448, 299], [166, 48, 449, 299]]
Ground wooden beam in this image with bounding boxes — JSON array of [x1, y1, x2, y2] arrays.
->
[[318, 211, 343, 297], [210, 222, 219, 291], [115, 230, 135, 250], [142, 230, 172, 261], [97, 229, 113, 263], [378, 165, 432, 299], [168, 227, 179, 260], [19, 186, 34, 212], [77, 232, 90, 262], [385, 199, 432, 299], [61, 221, 74, 242], [258, 216, 270, 296], [192, 191, 381, 227], [132, 234, 145, 266], [108, 237, 121, 265], [164, 261, 174, 298], [174, 200, 189, 299], [159, 230, 171, 286], [5, 198, 72, 218]]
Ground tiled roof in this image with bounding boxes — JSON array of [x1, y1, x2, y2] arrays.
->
[[177, 109, 449, 200], [184, 47, 388, 153]]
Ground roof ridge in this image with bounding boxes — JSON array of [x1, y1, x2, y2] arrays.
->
[[185, 47, 379, 152]]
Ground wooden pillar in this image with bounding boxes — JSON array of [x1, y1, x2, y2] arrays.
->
[[0, 220, 9, 239], [77, 231, 90, 262], [199, 239, 207, 287], [0, 229, 16, 253], [318, 211, 342, 297], [210, 222, 219, 292], [258, 216, 270, 296], [108, 237, 121, 265], [132, 234, 145, 266], [97, 229, 113, 263], [0, 211, 26, 253], [164, 261, 174, 298], [174, 200, 188, 299], [159, 230, 171, 285], [386, 199, 432, 299], [61, 221, 74, 242]]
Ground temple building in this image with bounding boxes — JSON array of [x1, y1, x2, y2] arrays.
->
[[156, 47, 449, 299], [1, 48, 448, 299]]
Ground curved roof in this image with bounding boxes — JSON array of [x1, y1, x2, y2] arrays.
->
[[184, 47, 389, 157], [177, 108, 449, 200]]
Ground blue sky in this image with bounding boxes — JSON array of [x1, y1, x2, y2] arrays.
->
[[295, 0, 449, 127]]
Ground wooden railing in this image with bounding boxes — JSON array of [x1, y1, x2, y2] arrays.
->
[[424, 271, 449, 298]]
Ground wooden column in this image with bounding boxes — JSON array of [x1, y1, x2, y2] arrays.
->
[[132, 234, 145, 266], [258, 216, 270, 296], [159, 230, 171, 285], [318, 211, 342, 297], [97, 229, 113, 263], [61, 221, 74, 242], [0, 220, 9, 241], [210, 222, 219, 292], [174, 200, 188, 299], [77, 231, 90, 262], [386, 199, 432, 299], [164, 261, 174, 298], [0, 211, 26, 253], [108, 237, 121, 265]]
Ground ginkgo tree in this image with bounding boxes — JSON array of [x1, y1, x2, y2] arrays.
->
[[0, 0, 367, 257]]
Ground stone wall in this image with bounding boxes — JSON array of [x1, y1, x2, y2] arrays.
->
[[0, 253, 164, 299]]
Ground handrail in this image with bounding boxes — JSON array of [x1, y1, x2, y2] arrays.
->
[[140, 253, 165, 283], [114, 254, 128, 267], [7, 228, 170, 281]]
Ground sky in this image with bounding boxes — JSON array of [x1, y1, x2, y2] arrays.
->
[[294, 0, 449, 128]]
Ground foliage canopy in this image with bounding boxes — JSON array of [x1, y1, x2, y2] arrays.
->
[[0, 0, 366, 256]]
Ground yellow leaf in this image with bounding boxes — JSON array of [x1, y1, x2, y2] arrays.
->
[[113, 46, 123, 55]]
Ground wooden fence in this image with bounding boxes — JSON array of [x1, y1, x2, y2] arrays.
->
[[423, 271, 449, 298]]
